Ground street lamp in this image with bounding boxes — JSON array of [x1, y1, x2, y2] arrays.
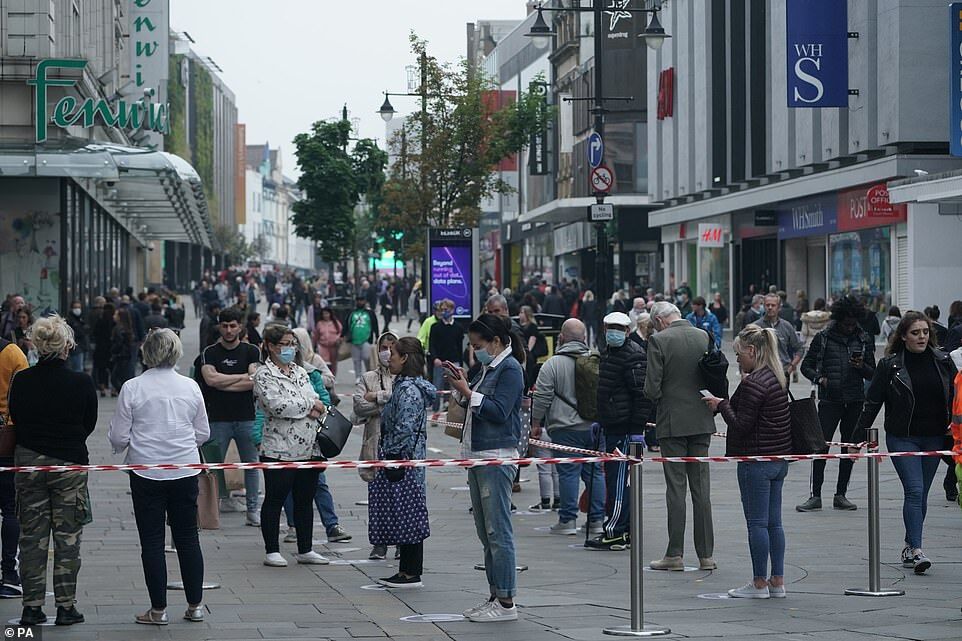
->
[[378, 94, 396, 122], [639, 11, 670, 50], [525, 7, 555, 50]]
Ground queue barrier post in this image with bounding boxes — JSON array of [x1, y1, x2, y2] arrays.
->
[[603, 440, 670, 637], [844, 427, 904, 598]]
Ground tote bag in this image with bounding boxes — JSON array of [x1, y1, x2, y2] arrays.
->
[[315, 406, 353, 458], [788, 390, 827, 455]]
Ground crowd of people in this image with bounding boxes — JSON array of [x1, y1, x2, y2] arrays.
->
[[0, 270, 960, 626]]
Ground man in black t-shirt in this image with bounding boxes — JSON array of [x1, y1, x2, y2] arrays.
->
[[194, 307, 262, 525]]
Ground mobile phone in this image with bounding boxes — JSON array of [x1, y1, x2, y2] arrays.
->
[[850, 351, 863, 360], [444, 361, 462, 379], [699, 389, 713, 398]]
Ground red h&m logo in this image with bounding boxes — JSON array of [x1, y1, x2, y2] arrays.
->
[[657, 68, 674, 120]]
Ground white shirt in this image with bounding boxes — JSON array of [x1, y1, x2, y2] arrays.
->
[[108, 367, 211, 480], [461, 342, 520, 461]]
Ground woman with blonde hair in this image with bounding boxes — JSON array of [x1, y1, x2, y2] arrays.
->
[[703, 325, 792, 599], [9, 315, 97, 626]]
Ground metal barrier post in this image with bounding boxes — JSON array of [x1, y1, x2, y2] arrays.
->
[[845, 427, 904, 597], [604, 441, 670, 636]]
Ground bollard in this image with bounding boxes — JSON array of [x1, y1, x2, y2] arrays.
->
[[844, 427, 904, 597], [603, 439, 670, 637]]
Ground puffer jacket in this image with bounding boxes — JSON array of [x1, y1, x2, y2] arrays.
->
[[857, 347, 957, 437], [719, 367, 791, 456], [597, 339, 652, 435], [800, 324, 875, 403]]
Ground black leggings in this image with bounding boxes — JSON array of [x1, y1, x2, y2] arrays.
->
[[129, 474, 204, 609], [260, 459, 320, 554], [398, 542, 423, 577], [810, 401, 862, 497]]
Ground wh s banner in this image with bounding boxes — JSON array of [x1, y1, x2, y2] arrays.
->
[[786, 0, 849, 108]]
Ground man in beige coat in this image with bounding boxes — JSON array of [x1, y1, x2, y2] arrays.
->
[[644, 301, 716, 571]]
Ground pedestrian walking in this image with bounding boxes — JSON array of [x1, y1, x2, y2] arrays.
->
[[703, 325, 792, 599], [796, 296, 876, 512], [91, 302, 115, 397], [586, 311, 652, 551], [370, 337, 436, 589], [253, 323, 330, 568], [65, 300, 89, 373], [518, 306, 547, 390], [754, 294, 802, 378], [194, 307, 262, 525], [428, 299, 465, 410], [447, 314, 525, 622], [354, 331, 398, 560], [109, 307, 135, 394], [312, 307, 342, 377], [645, 301, 716, 571], [856, 311, 958, 574], [579, 290, 598, 347], [531, 319, 603, 534], [108, 328, 210, 625], [0, 330, 27, 601], [686, 296, 723, 348], [9, 314, 96, 626], [345, 296, 379, 385]]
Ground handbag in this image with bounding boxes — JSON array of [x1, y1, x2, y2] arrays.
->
[[0, 424, 15, 458], [315, 406, 353, 458], [337, 340, 352, 362], [196, 448, 220, 530], [698, 333, 730, 399], [788, 390, 827, 454], [445, 398, 467, 440]]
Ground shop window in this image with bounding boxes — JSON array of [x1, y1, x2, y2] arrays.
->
[[829, 227, 892, 316]]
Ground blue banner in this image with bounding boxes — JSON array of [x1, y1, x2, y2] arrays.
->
[[777, 194, 838, 240], [786, 0, 849, 108], [951, 3, 962, 156]]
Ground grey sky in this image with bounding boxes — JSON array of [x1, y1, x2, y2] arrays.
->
[[169, 0, 531, 178]]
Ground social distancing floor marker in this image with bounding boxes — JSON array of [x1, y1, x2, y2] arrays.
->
[[361, 584, 387, 591], [696, 593, 732, 599], [400, 614, 465, 623], [8, 618, 55, 626], [330, 559, 387, 565], [644, 566, 700, 573], [167, 581, 220, 589], [474, 564, 528, 572]]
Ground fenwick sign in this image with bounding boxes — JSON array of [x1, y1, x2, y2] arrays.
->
[[28, 58, 170, 144]]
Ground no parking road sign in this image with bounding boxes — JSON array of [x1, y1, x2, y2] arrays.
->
[[590, 165, 614, 194]]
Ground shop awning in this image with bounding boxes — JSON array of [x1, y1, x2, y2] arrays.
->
[[888, 168, 962, 206], [0, 144, 213, 248]]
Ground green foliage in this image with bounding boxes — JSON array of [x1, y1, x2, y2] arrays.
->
[[212, 222, 256, 263], [291, 120, 387, 264], [190, 61, 215, 199], [166, 55, 189, 159], [379, 34, 551, 250]]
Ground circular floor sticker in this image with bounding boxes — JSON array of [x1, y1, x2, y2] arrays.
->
[[512, 510, 546, 516], [361, 584, 387, 591], [643, 566, 700, 573], [474, 564, 528, 572], [449, 486, 471, 492], [8, 618, 55, 627], [697, 593, 732, 600], [167, 581, 221, 590], [400, 614, 466, 623], [330, 559, 386, 565], [355, 500, 369, 506], [328, 547, 361, 554]]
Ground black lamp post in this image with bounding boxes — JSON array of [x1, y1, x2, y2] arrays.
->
[[526, 1, 669, 308]]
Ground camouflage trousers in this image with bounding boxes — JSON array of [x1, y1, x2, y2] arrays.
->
[[14, 446, 89, 607]]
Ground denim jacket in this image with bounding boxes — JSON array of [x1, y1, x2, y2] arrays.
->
[[468, 354, 524, 452]]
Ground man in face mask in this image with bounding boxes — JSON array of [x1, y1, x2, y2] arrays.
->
[[428, 299, 464, 411], [589, 312, 653, 550], [65, 300, 89, 373]]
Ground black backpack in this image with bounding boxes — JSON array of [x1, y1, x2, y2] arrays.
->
[[698, 333, 730, 399]]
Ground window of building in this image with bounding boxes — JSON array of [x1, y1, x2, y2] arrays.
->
[[829, 227, 892, 315]]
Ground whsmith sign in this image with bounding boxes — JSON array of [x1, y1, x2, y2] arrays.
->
[[786, 0, 849, 108], [28, 59, 170, 144]]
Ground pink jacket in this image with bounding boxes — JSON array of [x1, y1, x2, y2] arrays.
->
[[312, 320, 341, 349]]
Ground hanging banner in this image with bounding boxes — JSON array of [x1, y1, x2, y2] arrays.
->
[[528, 81, 549, 176], [127, 0, 170, 149], [951, 3, 962, 156], [786, 0, 849, 108]]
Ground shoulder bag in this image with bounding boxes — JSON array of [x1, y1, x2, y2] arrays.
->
[[698, 333, 730, 399], [196, 447, 220, 530], [316, 406, 354, 459], [788, 390, 827, 454]]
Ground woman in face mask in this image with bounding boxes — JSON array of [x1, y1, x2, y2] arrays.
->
[[252, 323, 330, 568], [65, 299, 89, 373]]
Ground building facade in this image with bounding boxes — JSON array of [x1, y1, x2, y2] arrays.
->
[[647, 0, 962, 318]]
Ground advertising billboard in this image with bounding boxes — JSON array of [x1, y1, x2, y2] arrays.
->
[[428, 228, 479, 319]]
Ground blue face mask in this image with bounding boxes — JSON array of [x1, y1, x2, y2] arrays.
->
[[278, 346, 296, 364], [475, 348, 494, 366], [606, 330, 627, 348]]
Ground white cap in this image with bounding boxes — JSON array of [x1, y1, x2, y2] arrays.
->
[[603, 311, 632, 327]]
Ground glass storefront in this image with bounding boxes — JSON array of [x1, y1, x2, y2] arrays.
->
[[699, 246, 730, 305], [829, 226, 892, 315]]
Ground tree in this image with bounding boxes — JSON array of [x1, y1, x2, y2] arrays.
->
[[378, 34, 550, 261], [290, 120, 387, 265], [212, 222, 257, 264]]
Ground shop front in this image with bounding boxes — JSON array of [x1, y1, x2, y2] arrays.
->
[[553, 221, 595, 284], [660, 215, 731, 308]]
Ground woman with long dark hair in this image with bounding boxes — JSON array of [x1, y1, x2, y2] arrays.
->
[[857, 311, 957, 574], [91, 303, 115, 397], [447, 314, 525, 622], [110, 308, 135, 394]]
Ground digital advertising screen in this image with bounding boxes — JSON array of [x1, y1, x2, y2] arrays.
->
[[430, 244, 473, 317]]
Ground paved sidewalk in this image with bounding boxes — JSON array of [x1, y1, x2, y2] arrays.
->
[[4, 313, 961, 640]]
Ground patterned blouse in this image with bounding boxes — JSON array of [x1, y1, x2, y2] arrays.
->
[[253, 358, 321, 461]]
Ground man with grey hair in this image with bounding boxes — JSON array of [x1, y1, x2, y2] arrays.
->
[[745, 294, 765, 326], [140, 327, 184, 369], [754, 294, 802, 376], [629, 298, 647, 331], [531, 320, 604, 536], [645, 301, 717, 571]]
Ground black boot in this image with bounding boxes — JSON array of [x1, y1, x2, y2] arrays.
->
[[55, 605, 85, 626], [20, 606, 47, 626]]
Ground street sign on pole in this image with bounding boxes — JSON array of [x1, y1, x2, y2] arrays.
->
[[588, 203, 614, 222], [590, 165, 614, 194], [588, 132, 604, 168]]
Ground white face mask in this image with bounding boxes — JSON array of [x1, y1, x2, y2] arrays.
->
[[378, 350, 392, 366], [71, 308, 82, 317]]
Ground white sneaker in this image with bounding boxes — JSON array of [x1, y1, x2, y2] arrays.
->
[[727, 583, 770, 599], [462, 597, 495, 618], [246, 511, 261, 527], [467, 599, 518, 622], [294, 551, 330, 565], [768, 585, 787, 598], [283, 528, 298, 543], [549, 520, 577, 535], [263, 553, 288, 567], [588, 521, 604, 537]]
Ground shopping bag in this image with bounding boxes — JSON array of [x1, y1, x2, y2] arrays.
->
[[789, 391, 827, 455]]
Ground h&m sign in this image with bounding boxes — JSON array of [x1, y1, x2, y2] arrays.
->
[[786, 0, 849, 108]]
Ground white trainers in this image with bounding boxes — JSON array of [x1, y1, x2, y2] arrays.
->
[[587, 520, 604, 538], [727, 583, 770, 599], [283, 528, 298, 543], [246, 511, 261, 527], [768, 584, 787, 598], [462, 597, 495, 618], [263, 553, 288, 567], [294, 551, 330, 565], [467, 599, 518, 622], [549, 520, 577, 535]]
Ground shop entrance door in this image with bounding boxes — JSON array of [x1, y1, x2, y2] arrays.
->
[[738, 237, 778, 298]]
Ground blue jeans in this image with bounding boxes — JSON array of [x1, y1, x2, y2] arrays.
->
[[67, 351, 85, 373], [283, 472, 339, 532], [468, 465, 517, 599], [737, 461, 788, 579], [209, 420, 260, 513], [431, 364, 450, 412], [551, 429, 604, 524], [887, 434, 944, 549]]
